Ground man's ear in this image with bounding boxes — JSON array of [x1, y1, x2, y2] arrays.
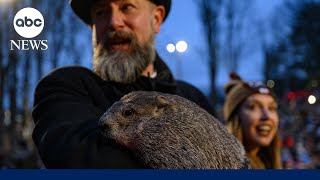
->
[[152, 5, 165, 33]]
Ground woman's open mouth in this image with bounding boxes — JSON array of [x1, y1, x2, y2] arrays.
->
[[256, 125, 272, 136]]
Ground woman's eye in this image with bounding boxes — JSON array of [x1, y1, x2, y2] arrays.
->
[[247, 104, 257, 110], [269, 106, 278, 112], [122, 109, 135, 117]]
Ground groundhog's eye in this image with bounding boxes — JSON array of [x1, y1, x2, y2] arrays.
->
[[122, 109, 135, 117]]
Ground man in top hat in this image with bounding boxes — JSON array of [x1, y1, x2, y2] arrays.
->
[[32, 0, 214, 168]]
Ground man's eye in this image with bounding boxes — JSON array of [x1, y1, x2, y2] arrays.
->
[[121, 4, 135, 12]]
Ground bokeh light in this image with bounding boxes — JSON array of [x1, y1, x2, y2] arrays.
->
[[176, 41, 188, 53], [308, 95, 317, 105], [166, 43, 176, 53], [267, 80, 275, 88]]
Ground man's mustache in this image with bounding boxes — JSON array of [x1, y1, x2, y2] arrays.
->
[[103, 31, 135, 47]]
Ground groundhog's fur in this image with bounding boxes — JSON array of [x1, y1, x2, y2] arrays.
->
[[99, 91, 249, 169]]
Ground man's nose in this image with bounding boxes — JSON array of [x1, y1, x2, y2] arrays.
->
[[109, 10, 125, 31]]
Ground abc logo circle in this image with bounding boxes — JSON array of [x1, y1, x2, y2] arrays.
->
[[13, 7, 44, 39]]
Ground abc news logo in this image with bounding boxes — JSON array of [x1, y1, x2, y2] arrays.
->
[[16, 16, 43, 28], [10, 7, 48, 51]]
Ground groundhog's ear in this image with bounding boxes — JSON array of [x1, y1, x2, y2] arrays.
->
[[156, 95, 169, 109]]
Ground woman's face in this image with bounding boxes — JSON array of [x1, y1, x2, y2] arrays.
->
[[239, 94, 279, 150]]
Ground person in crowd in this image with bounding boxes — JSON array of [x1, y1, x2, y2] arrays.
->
[[304, 124, 320, 169], [223, 73, 282, 169]]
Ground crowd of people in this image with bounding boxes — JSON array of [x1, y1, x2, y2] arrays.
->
[[279, 94, 320, 169]]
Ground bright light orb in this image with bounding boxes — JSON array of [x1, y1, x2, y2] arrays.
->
[[308, 95, 317, 105], [166, 43, 176, 53], [176, 41, 188, 53]]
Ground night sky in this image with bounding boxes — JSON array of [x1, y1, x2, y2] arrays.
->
[[155, 0, 282, 95]]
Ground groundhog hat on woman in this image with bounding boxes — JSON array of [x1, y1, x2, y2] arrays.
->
[[223, 73, 277, 122], [70, 0, 171, 24]]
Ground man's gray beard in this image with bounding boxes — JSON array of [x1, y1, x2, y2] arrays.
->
[[93, 34, 156, 84]]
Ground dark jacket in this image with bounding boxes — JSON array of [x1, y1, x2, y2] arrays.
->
[[32, 55, 214, 168]]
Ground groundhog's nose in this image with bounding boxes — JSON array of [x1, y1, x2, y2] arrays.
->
[[98, 116, 110, 132], [98, 121, 109, 132]]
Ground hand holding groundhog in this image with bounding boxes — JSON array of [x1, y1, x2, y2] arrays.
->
[[98, 91, 249, 169]]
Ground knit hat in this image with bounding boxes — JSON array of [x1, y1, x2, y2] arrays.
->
[[70, 0, 171, 25], [223, 73, 276, 121]]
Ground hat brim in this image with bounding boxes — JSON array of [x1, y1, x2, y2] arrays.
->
[[70, 0, 171, 24]]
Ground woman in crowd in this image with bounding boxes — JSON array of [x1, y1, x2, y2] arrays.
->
[[223, 73, 282, 169]]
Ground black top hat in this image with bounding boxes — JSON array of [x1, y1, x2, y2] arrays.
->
[[70, 0, 172, 24]]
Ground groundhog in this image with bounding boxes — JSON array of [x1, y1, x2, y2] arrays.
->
[[98, 91, 249, 169]]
